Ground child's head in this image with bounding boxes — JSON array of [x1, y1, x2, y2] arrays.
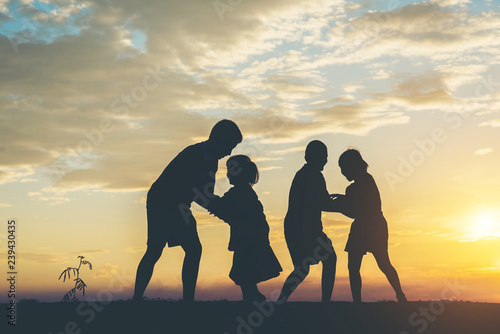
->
[[226, 155, 259, 186], [305, 140, 328, 171], [338, 149, 368, 181]]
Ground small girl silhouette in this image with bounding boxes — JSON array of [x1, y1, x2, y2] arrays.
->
[[332, 149, 406, 303], [209, 155, 282, 302]]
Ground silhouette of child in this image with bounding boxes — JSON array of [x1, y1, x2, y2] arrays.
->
[[209, 155, 282, 302], [332, 149, 406, 303], [278, 140, 338, 303]]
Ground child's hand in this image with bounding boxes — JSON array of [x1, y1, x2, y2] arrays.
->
[[206, 196, 231, 223]]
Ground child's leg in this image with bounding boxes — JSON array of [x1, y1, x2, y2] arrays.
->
[[372, 249, 406, 302], [348, 252, 363, 303], [240, 285, 251, 301], [181, 236, 202, 302], [241, 284, 266, 302], [253, 284, 266, 301], [241, 284, 258, 302], [133, 245, 164, 301], [321, 250, 337, 303], [277, 263, 310, 303]]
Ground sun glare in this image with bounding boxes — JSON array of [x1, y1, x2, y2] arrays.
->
[[473, 211, 500, 240]]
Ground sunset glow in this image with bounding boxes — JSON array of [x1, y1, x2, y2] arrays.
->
[[0, 0, 499, 304]]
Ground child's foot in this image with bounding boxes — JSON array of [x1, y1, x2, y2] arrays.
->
[[132, 296, 144, 303], [243, 292, 266, 303], [276, 293, 288, 304], [254, 291, 266, 302], [397, 293, 407, 303]]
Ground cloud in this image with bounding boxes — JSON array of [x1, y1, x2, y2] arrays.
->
[[1, 251, 70, 264], [93, 264, 119, 278], [0, 11, 11, 20], [311, 2, 500, 66], [474, 148, 493, 155], [429, 0, 471, 7], [0, 166, 36, 185], [1, 0, 499, 198], [343, 84, 364, 93], [72, 249, 109, 255], [0, 0, 9, 14], [125, 247, 146, 254], [479, 119, 500, 127], [372, 71, 454, 106], [28, 191, 70, 205]]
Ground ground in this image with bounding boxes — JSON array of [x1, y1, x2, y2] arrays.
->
[[3, 300, 500, 334]]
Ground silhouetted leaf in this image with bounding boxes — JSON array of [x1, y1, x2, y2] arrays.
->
[[62, 288, 78, 302], [59, 268, 74, 282], [82, 260, 93, 270]]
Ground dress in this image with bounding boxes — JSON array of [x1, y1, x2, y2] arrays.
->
[[146, 141, 218, 248], [339, 172, 389, 255], [209, 184, 282, 286], [284, 164, 335, 267]]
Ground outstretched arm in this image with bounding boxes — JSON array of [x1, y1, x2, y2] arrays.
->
[[206, 195, 232, 223], [206, 191, 248, 225], [322, 192, 357, 218], [321, 193, 343, 212]]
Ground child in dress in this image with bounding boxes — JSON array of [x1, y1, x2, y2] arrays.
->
[[208, 155, 282, 302], [331, 149, 406, 303]]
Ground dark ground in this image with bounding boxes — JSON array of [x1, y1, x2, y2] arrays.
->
[[3, 300, 500, 334]]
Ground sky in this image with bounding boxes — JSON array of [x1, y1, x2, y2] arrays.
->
[[0, 0, 499, 304]]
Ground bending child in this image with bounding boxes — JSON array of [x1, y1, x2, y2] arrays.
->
[[332, 149, 406, 303], [278, 140, 338, 303], [209, 155, 282, 302]]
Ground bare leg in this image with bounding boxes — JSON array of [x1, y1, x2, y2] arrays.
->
[[348, 252, 363, 303], [240, 285, 252, 302], [321, 250, 337, 303], [372, 249, 406, 302], [133, 245, 164, 301], [277, 264, 310, 303], [252, 284, 266, 301], [181, 238, 202, 302], [241, 284, 265, 302]]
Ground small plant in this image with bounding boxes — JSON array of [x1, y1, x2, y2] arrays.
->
[[58, 255, 92, 302]]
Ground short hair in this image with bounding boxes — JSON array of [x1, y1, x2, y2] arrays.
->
[[305, 140, 327, 163], [209, 119, 243, 145], [338, 149, 368, 170], [226, 155, 259, 185]]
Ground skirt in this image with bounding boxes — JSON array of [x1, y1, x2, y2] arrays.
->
[[229, 237, 282, 286], [344, 216, 388, 255]]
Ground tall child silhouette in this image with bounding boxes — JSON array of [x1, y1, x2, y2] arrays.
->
[[331, 149, 406, 303], [208, 155, 282, 302], [133, 120, 242, 302], [278, 140, 338, 303]]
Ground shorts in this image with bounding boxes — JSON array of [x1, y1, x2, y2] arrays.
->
[[146, 204, 199, 248], [285, 230, 335, 268]]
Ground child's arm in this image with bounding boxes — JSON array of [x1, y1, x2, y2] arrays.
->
[[322, 193, 348, 214], [207, 195, 231, 223], [207, 191, 245, 224], [322, 190, 357, 218]]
